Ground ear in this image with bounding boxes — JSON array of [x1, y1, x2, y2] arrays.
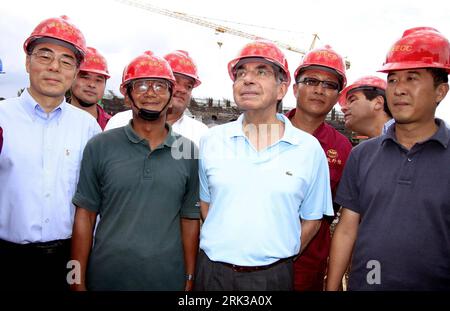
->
[[120, 86, 132, 107], [168, 94, 173, 108], [164, 102, 172, 113], [293, 83, 299, 97], [123, 93, 132, 108], [277, 82, 288, 101], [373, 95, 385, 112], [120, 85, 127, 96], [435, 83, 449, 104], [25, 55, 31, 74], [72, 68, 79, 82], [167, 97, 173, 113]]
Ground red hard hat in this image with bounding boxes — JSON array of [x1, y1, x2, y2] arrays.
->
[[228, 39, 291, 85], [164, 50, 201, 87], [80, 47, 110, 79], [338, 76, 386, 106], [120, 51, 176, 95], [294, 45, 347, 89], [23, 15, 87, 59], [379, 27, 450, 73]]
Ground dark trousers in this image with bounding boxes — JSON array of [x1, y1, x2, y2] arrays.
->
[[0, 238, 71, 291], [195, 250, 294, 291]]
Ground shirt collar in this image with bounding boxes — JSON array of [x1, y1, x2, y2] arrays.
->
[[20, 88, 65, 122], [382, 118, 449, 149], [285, 108, 296, 119], [228, 113, 301, 145], [281, 114, 303, 145], [382, 118, 395, 135], [177, 114, 185, 122], [97, 105, 111, 119], [226, 114, 246, 138], [170, 112, 196, 128], [124, 120, 176, 147]]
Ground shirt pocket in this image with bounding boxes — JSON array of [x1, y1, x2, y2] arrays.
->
[[62, 145, 82, 198]]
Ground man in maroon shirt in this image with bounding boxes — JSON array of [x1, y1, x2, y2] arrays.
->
[[69, 47, 111, 130], [287, 45, 352, 291]]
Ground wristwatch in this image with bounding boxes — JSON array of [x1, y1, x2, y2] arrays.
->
[[185, 274, 195, 281]]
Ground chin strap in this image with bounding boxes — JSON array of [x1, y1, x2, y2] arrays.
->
[[135, 101, 170, 121], [130, 96, 172, 121], [127, 87, 173, 122]]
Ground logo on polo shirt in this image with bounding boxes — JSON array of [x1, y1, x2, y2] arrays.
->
[[326, 149, 342, 165], [327, 149, 338, 159]]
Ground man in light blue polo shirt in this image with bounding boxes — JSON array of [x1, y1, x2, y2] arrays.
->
[[196, 40, 333, 291]]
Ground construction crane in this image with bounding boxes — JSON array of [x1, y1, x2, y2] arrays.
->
[[115, 0, 351, 69]]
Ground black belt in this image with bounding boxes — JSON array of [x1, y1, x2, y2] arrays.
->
[[218, 257, 293, 273], [0, 238, 70, 255]]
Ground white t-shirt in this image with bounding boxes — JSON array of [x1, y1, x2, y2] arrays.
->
[[105, 110, 208, 147], [104, 110, 132, 131], [172, 115, 209, 147]]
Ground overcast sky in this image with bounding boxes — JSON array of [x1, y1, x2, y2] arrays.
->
[[1, 0, 449, 123]]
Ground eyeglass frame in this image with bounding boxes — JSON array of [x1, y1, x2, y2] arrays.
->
[[130, 79, 171, 95], [29, 49, 77, 70], [296, 77, 340, 90]]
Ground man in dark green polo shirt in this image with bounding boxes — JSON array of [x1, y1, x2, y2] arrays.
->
[[70, 51, 200, 291]]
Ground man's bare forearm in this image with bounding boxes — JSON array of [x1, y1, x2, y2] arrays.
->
[[181, 217, 200, 291], [200, 201, 209, 221], [299, 219, 322, 254], [70, 206, 97, 291], [326, 208, 360, 291]]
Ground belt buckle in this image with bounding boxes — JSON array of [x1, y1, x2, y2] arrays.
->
[[35, 243, 57, 255], [34, 240, 66, 255]]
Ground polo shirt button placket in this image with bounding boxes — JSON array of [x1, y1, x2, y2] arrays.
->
[[144, 157, 152, 179], [144, 167, 151, 178]]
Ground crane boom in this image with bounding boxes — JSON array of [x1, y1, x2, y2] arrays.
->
[[115, 0, 350, 68], [115, 0, 308, 53]]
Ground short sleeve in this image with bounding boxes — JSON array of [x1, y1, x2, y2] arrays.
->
[[335, 150, 361, 214], [180, 152, 200, 219], [198, 135, 210, 203], [299, 146, 334, 220], [72, 138, 102, 213]]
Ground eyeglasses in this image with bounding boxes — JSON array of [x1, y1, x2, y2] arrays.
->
[[297, 77, 340, 90], [31, 50, 77, 70], [131, 79, 170, 95], [234, 67, 275, 81]]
